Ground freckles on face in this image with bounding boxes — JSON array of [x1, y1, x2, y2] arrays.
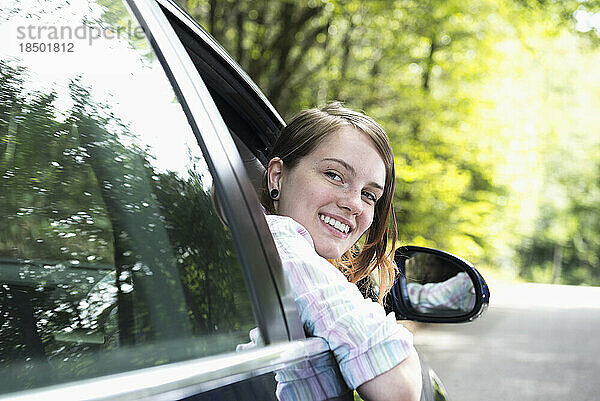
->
[[274, 128, 386, 260]]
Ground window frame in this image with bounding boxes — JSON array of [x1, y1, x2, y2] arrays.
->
[[0, 0, 342, 398], [0, 338, 335, 400], [152, 0, 305, 341], [125, 0, 303, 345]]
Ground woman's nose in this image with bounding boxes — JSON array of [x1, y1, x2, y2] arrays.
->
[[337, 190, 363, 215]]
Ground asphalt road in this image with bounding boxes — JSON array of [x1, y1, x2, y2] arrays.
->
[[413, 283, 600, 401]]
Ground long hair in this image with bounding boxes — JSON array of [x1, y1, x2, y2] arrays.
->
[[262, 102, 398, 304]]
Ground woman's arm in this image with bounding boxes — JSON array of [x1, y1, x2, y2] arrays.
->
[[267, 214, 421, 398], [357, 348, 422, 401], [408, 272, 475, 313]]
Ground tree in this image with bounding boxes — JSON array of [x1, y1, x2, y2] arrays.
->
[[175, 0, 600, 282], [0, 59, 254, 388]]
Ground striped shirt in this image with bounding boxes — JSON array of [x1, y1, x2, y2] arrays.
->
[[266, 213, 414, 393], [407, 272, 475, 313]]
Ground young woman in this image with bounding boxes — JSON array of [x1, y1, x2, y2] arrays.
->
[[262, 102, 422, 401]]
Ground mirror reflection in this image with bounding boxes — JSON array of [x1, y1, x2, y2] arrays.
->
[[404, 252, 476, 315]]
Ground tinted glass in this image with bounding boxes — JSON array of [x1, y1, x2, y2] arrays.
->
[[0, 0, 257, 393]]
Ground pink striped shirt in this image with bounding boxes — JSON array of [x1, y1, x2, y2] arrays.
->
[[266, 213, 414, 394]]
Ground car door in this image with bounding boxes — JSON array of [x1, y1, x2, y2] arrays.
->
[[0, 0, 351, 400]]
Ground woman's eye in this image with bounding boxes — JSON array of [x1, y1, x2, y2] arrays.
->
[[325, 171, 342, 182], [362, 191, 377, 203]]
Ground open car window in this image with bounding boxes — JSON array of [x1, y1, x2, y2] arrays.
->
[[0, 0, 258, 394]]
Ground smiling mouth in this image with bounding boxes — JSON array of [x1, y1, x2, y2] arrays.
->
[[319, 214, 351, 234]]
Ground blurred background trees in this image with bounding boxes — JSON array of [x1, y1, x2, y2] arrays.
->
[[175, 0, 600, 286], [0, 59, 255, 384]]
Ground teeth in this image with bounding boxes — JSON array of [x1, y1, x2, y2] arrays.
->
[[320, 214, 350, 234]]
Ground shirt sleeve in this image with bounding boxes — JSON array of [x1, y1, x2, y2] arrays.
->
[[266, 214, 414, 390], [407, 272, 476, 313]]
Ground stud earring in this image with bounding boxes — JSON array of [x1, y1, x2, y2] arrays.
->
[[270, 188, 279, 200]]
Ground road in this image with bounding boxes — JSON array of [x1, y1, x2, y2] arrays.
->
[[413, 283, 600, 401]]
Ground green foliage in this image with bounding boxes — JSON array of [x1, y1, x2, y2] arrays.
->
[[0, 59, 254, 390], [176, 0, 600, 284]]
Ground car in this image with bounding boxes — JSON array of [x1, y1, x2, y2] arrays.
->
[[0, 0, 489, 400]]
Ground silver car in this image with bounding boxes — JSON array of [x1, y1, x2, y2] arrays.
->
[[0, 1, 489, 399]]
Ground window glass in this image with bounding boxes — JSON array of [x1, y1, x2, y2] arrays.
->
[[0, 0, 257, 393]]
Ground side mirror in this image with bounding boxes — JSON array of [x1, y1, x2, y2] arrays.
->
[[391, 246, 490, 323]]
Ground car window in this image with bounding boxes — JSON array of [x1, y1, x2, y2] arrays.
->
[[0, 0, 257, 394]]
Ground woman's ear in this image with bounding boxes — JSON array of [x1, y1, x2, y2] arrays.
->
[[267, 157, 284, 195], [267, 157, 283, 203]]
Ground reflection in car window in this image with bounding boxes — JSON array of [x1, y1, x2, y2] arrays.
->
[[0, 0, 256, 394]]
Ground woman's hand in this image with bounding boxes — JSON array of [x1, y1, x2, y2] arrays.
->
[[356, 347, 422, 401]]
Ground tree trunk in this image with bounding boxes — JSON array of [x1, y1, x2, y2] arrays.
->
[[552, 244, 562, 283], [208, 0, 218, 36], [235, 2, 245, 65], [331, 19, 354, 100], [3, 110, 17, 165], [422, 33, 437, 92]]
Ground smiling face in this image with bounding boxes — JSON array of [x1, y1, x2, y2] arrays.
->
[[268, 127, 386, 259]]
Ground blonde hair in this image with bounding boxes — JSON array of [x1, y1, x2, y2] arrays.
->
[[262, 102, 398, 303]]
